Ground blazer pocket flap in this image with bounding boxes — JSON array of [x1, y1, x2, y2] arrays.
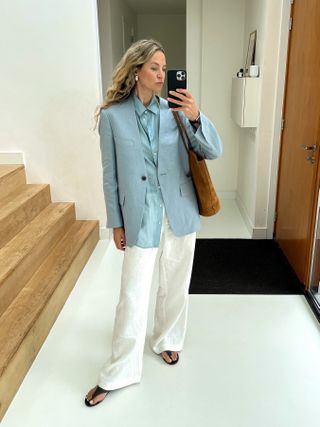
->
[[180, 180, 194, 197]]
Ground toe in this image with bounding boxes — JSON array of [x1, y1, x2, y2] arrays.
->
[[86, 386, 108, 406], [161, 351, 172, 363], [91, 393, 106, 405]]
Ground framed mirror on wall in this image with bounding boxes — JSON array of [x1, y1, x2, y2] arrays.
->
[[245, 30, 257, 76]]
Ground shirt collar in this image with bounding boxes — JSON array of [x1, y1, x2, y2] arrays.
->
[[133, 94, 159, 117]]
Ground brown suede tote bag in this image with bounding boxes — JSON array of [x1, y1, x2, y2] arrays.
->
[[173, 111, 220, 216]]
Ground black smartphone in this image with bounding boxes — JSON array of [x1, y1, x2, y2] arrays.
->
[[167, 69, 187, 108]]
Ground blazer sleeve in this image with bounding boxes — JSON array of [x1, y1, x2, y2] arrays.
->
[[99, 109, 124, 229], [179, 111, 223, 160]]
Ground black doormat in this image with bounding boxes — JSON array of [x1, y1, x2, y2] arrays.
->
[[189, 239, 304, 295]]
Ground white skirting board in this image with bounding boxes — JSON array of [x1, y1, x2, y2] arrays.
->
[[0, 152, 24, 164], [235, 193, 268, 239]]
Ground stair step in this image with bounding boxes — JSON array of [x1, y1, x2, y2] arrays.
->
[[0, 202, 75, 316], [0, 165, 26, 201], [0, 184, 51, 249], [0, 219, 99, 419]]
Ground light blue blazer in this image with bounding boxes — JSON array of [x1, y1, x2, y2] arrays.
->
[[99, 94, 222, 247]]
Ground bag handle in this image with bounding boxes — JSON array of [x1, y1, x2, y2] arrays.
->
[[172, 111, 190, 153], [173, 111, 205, 161]]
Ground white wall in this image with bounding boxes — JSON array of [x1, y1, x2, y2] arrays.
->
[[187, 0, 289, 238], [0, 0, 105, 227], [237, 0, 289, 238], [237, 0, 267, 230], [187, 0, 246, 195], [97, 0, 114, 96], [97, 0, 137, 97], [186, 0, 202, 105], [109, 0, 137, 66], [137, 14, 186, 97]]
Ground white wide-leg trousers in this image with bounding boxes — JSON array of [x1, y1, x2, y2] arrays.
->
[[98, 214, 196, 390]]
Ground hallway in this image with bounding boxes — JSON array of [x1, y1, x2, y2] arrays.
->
[[2, 200, 320, 427]]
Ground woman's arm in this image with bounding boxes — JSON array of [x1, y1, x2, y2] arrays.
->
[[99, 109, 124, 228], [167, 89, 222, 160]]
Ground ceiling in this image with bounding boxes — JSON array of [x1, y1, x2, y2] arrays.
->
[[125, 0, 186, 14]]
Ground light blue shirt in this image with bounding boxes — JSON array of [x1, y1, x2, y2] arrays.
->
[[133, 94, 164, 248]]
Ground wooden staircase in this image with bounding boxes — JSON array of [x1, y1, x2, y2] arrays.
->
[[0, 164, 99, 420]]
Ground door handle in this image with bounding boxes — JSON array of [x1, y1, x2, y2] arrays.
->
[[301, 144, 317, 152]]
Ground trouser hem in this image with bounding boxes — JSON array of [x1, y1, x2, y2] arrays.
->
[[98, 377, 141, 391], [151, 344, 184, 355]]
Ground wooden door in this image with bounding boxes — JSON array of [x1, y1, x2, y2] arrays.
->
[[275, 0, 320, 286]]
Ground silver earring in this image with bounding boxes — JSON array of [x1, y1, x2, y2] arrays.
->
[[135, 75, 138, 81]]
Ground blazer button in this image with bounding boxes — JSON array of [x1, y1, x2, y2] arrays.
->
[[141, 176, 147, 181]]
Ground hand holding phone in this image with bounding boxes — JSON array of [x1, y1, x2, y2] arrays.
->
[[167, 69, 200, 122], [167, 70, 187, 108]]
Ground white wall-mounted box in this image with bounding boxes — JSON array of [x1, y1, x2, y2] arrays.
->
[[231, 77, 260, 127]]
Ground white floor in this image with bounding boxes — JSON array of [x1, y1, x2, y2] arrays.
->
[[2, 200, 320, 427]]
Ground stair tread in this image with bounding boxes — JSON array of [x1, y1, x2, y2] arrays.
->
[[0, 184, 49, 218], [0, 164, 24, 181], [0, 219, 99, 375], [0, 202, 74, 284]]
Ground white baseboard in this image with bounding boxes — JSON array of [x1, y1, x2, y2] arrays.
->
[[235, 193, 253, 237], [251, 228, 268, 239], [235, 193, 269, 239], [0, 152, 24, 164]]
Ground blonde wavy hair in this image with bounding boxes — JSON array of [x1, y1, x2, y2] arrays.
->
[[94, 39, 165, 129]]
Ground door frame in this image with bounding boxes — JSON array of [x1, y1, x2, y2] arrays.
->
[[266, 0, 294, 239], [270, 0, 320, 287]]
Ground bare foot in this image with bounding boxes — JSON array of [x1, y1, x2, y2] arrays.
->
[[161, 350, 179, 364], [85, 385, 109, 407]]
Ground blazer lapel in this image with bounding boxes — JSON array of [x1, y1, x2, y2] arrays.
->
[[122, 95, 141, 142], [158, 97, 175, 168]]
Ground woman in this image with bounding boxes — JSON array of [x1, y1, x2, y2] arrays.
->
[[85, 39, 222, 407]]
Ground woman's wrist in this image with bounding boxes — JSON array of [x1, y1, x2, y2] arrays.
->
[[189, 111, 201, 124]]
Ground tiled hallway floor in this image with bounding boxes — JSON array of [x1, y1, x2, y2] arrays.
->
[[2, 200, 320, 427]]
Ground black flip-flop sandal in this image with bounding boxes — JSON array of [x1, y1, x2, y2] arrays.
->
[[85, 385, 110, 407], [161, 350, 179, 365]]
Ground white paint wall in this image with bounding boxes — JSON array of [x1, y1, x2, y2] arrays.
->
[[237, 0, 289, 237], [201, 0, 246, 194], [97, 0, 114, 96], [236, 0, 267, 230], [109, 0, 137, 66], [186, 0, 202, 105], [0, 0, 104, 228], [187, 0, 246, 195], [187, 0, 289, 237], [137, 14, 186, 89]]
